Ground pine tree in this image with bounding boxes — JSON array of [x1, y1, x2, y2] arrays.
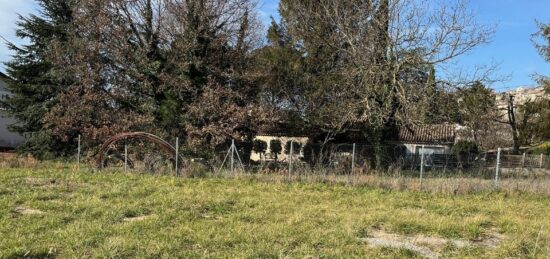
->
[[1, 0, 77, 159], [525, 22, 550, 142], [534, 22, 550, 91]]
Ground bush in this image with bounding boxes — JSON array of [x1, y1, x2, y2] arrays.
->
[[252, 140, 267, 154], [452, 141, 479, 156], [182, 160, 210, 178], [528, 142, 550, 155], [269, 139, 282, 160], [452, 141, 479, 168], [301, 142, 323, 166], [284, 140, 302, 155], [252, 139, 267, 161]]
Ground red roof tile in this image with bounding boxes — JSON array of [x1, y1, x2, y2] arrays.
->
[[398, 124, 455, 144]]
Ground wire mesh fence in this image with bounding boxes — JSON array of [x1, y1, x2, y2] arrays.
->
[[2, 135, 550, 194], [211, 141, 549, 177]]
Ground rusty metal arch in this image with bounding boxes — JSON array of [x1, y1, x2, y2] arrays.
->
[[96, 132, 181, 168]]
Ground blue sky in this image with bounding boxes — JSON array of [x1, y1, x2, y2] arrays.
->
[[1, 0, 549, 90]]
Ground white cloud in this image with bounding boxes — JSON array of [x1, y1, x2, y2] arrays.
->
[[0, 0, 39, 72]]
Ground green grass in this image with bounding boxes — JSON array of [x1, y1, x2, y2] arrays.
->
[[0, 167, 549, 258]]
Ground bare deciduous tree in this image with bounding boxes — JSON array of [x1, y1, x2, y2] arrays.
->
[[47, 0, 269, 155], [270, 0, 495, 145]]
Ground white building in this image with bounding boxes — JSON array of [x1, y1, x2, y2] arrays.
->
[[397, 124, 456, 155], [0, 72, 25, 149], [250, 134, 309, 162]]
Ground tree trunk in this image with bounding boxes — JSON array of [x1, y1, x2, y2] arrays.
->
[[507, 95, 520, 154]]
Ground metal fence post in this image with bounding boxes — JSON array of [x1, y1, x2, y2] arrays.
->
[[234, 142, 245, 173], [420, 145, 425, 190], [77, 134, 81, 168], [351, 143, 356, 176], [175, 137, 179, 176], [288, 140, 293, 181], [495, 148, 501, 184], [124, 141, 128, 172], [522, 152, 526, 168], [540, 154, 544, 168], [231, 139, 235, 173]]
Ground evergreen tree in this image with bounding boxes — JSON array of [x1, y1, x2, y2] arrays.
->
[[534, 22, 550, 91], [523, 22, 550, 142], [1, 0, 77, 159]]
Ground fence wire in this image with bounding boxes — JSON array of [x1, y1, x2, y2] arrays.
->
[[2, 136, 550, 194]]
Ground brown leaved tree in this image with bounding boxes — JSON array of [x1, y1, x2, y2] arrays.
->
[[46, 0, 270, 157]]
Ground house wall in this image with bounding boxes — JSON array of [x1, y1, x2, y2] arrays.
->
[[0, 79, 9, 98], [0, 78, 26, 148], [251, 135, 309, 162], [402, 143, 452, 155]]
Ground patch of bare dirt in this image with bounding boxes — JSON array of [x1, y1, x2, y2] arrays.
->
[[472, 230, 508, 249], [122, 215, 154, 222], [359, 229, 506, 258], [362, 236, 439, 259], [24, 177, 58, 187], [24, 177, 79, 192], [14, 206, 45, 215]]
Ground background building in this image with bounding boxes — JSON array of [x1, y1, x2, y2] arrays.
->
[[396, 124, 456, 155], [0, 72, 25, 150]]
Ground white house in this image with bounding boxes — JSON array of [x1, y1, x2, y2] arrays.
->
[[250, 134, 309, 162], [0, 72, 25, 149], [397, 124, 456, 155]]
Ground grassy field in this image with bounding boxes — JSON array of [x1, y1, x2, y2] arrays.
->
[[0, 167, 549, 258]]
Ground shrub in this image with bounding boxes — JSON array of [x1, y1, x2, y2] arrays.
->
[[252, 140, 268, 160], [182, 160, 210, 178], [301, 142, 322, 166], [528, 142, 550, 155], [284, 140, 302, 155], [452, 141, 479, 156], [269, 139, 282, 160], [452, 141, 479, 168]]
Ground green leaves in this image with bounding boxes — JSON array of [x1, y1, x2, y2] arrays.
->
[[3, 0, 77, 159], [269, 139, 282, 159]]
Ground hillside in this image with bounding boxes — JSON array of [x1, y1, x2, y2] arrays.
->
[[496, 86, 548, 109]]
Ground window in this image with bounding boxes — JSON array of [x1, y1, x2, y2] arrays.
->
[[0, 94, 7, 111], [415, 146, 446, 155]]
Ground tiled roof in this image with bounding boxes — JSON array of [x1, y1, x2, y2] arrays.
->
[[398, 124, 455, 144], [256, 124, 309, 137]]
